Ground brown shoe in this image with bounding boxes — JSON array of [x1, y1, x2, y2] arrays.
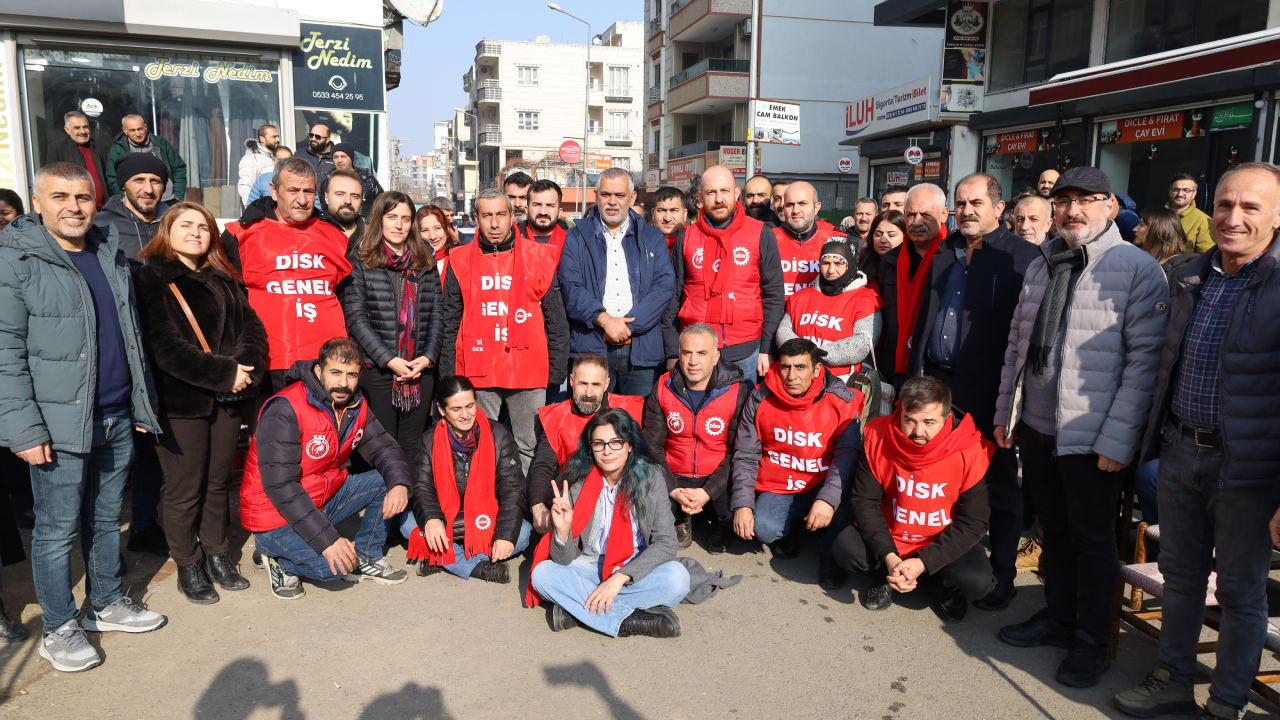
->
[[1015, 538, 1042, 574]]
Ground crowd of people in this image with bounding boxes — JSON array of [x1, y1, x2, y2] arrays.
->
[[0, 115, 1276, 720]]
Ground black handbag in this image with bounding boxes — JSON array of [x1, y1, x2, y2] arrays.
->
[[167, 282, 261, 403]]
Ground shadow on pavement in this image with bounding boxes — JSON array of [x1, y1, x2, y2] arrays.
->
[[357, 682, 455, 719], [544, 660, 645, 720], [194, 657, 304, 719]]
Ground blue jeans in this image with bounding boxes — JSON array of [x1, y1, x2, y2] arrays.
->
[[732, 354, 758, 385], [605, 344, 660, 397], [130, 431, 163, 531], [1156, 425, 1279, 713], [253, 470, 390, 582], [753, 490, 818, 544], [30, 414, 135, 633], [530, 558, 690, 637], [398, 513, 533, 578], [1134, 459, 1160, 527]]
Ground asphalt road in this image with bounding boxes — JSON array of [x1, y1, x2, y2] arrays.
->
[[0, 510, 1275, 719]]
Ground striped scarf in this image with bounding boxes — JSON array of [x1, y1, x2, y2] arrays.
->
[[386, 243, 420, 410]]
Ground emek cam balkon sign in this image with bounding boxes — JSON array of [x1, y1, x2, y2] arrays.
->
[[292, 23, 385, 112]]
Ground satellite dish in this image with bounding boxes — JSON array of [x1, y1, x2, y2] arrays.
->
[[390, 0, 443, 24]]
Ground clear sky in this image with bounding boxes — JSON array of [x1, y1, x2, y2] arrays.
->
[[389, 0, 642, 157]]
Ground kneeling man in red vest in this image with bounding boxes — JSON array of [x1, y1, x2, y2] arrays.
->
[[730, 338, 862, 588], [240, 338, 412, 600], [528, 354, 644, 535], [829, 376, 996, 622], [403, 376, 531, 583]]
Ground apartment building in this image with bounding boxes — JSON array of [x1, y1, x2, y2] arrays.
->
[[644, 0, 938, 208], [462, 22, 645, 212], [447, 107, 479, 213], [395, 154, 446, 202]]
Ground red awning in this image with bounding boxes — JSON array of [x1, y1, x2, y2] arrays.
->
[[1029, 28, 1280, 106]]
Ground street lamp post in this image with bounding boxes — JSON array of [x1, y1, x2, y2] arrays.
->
[[549, 3, 591, 217]]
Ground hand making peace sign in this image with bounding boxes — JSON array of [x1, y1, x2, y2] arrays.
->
[[550, 479, 574, 542]]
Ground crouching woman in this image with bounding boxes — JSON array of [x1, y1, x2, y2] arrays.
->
[[527, 409, 690, 638]]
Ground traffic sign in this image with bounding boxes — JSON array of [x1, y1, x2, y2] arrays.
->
[[837, 156, 853, 173], [559, 141, 582, 164], [904, 146, 924, 165]]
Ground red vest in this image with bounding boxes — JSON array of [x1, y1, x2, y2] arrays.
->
[[677, 215, 766, 347], [450, 233, 558, 389], [234, 217, 353, 370], [528, 223, 568, 264], [772, 224, 847, 296], [784, 286, 883, 375], [536, 394, 644, 464], [239, 381, 370, 533], [655, 373, 741, 478], [863, 414, 992, 558], [755, 380, 862, 494]]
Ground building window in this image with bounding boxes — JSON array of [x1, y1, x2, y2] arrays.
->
[[990, 0, 1093, 91], [517, 66, 539, 86], [1104, 0, 1266, 63], [612, 156, 630, 170], [608, 112, 629, 141], [518, 112, 540, 130], [607, 66, 629, 97], [652, 128, 660, 153]]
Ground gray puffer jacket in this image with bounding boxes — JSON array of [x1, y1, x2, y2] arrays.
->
[[0, 214, 160, 453], [993, 222, 1169, 464]]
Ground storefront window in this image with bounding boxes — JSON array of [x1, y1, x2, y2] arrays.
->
[[23, 46, 281, 217], [871, 157, 946, 202], [1104, 0, 1267, 63], [983, 123, 1082, 197], [294, 110, 386, 181], [990, 0, 1093, 91], [1097, 102, 1254, 212]]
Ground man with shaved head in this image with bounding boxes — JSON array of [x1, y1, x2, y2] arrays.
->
[[903, 173, 1041, 614], [663, 165, 785, 383], [775, 181, 848, 297], [105, 114, 186, 202], [878, 183, 949, 388], [744, 175, 775, 222]]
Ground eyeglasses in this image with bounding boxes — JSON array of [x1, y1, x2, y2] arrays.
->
[[1170, 188, 1196, 195], [308, 133, 328, 140], [1051, 195, 1108, 210], [590, 439, 627, 452]]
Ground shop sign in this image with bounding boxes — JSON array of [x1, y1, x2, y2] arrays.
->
[[718, 145, 747, 175], [913, 164, 923, 181], [992, 129, 1037, 154], [1210, 102, 1253, 130], [81, 98, 103, 118], [885, 171, 907, 184], [922, 160, 941, 179], [940, 1, 987, 119], [904, 146, 923, 165], [585, 153, 612, 174], [844, 77, 935, 140], [838, 156, 853, 173], [668, 158, 697, 184], [1099, 111, 1184, 144], [644, 169, 659, 191], [143, 58, 273, 84], [293, 22, 385, 112], [0, 34, 25, 199], [559, 140, 582, 164], [751, 100, 800, 145]]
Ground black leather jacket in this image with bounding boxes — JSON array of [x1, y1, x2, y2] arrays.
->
[[411, 417, 526, 542]]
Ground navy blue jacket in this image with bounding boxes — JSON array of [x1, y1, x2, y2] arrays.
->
[[558, 206, 675, 367]]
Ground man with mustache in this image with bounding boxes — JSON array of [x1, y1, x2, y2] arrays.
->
[[774, 181, 848, 297], [743, 175, 774, 223], [651, 186, 688, 252], [240, 338, 411, 600], [296, 123, 335, 188], [663, 165, 785, 384], [994, 166, 1168, 688], [44, 111, 109, 209], [503, 172, 533, 225], [769, 178, 795, 228], [517, 179, 573, 260], [829, 376, 996, 622], [317, 143, 382, 222], [0, 163, 165, 672], [527, 354, 644, 534], [878, 183, 949, 389], [320, 169, 366, 255], [560, 168, 673, 396], [902, 173, 1040, 615]]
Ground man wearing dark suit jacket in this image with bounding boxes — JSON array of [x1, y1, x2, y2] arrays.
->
[[906, 172, 1040, 612], [43, 111, 109, 209]]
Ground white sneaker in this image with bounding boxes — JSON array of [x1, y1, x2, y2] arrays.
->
[[81, 596, 167, 633], [39, 619, 102, 673]]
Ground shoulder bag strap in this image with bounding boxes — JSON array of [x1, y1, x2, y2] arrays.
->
[[167, 281, 212, 353]]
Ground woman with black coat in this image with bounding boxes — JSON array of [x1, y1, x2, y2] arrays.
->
[[134, 202, 267, 604], [345, 192, 444, 466]]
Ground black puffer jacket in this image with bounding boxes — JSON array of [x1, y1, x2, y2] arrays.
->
[[344, 249, 444, 368], [133, 256, 268, 418], [411, 417, 526, 543]]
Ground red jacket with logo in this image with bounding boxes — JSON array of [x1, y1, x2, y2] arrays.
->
[[784, 284, 883, 375], [773, 223, 848, 296]]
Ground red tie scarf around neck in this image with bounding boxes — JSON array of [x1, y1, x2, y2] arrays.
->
[[696, 203, 749, 325], [524, 467, 636, 607], [894, 227, 946, 373], [406, 409, 499, 565]]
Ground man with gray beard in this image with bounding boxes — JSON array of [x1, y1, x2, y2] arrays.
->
[[993, 167, 1169, 689]]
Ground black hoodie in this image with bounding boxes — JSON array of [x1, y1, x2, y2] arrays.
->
[[253, 359, 411, 554]]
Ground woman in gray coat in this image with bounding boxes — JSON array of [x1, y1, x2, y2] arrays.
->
[[529, 409, 689, 638]]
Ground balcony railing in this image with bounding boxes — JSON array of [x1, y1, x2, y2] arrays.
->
[[606, 130, 631, 146], [649, 18, 661, 34], [649, 86, 660, 102], [482, 78, 499, 88], [476, 41, 501, 59], [668, 140, 744, 160], [479, 131, 502, 147], [477, 87, 501, 103], [669, 0, 691, 15], [482, 124, 500, 133], [668, 58, 749, 89]]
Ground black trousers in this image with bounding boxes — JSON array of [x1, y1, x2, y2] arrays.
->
[[358, 364, 435, 468], [669, 475, 732, 528], [155, 405, 243, 566], [827, 502, 995, 601], [1017, 422, 1123, 644]]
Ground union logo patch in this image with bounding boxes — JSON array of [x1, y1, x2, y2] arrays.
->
[[666, 411, 685, 434], [305, 434, 330, 460]]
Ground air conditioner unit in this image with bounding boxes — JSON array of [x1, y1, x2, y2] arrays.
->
[[479, 66, 491, 75], [741, 19, 752, 37]]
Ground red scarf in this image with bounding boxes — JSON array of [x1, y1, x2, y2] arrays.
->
[[524, 467, 636, 607], [406, 410, 499, 565], [763, 362, 827, 410], [697, 203, 749, 324], [880, 409, 985, 469], [894, 227, 946, 373], [463, 226, 530, 376]]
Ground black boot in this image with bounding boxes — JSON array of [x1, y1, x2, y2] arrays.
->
[[707, 524, 731, 555], [0, 599, 27, 643], [205, 553, 250, 591], [818, 553, 845, 589], [940, 593, 969, 623], [974, 580, 1017, 611], [470, 561, 510, 584], [861, 583, 893, 611], [417, 562, 443, 577], [127, 524, 170, 557], [769, 533, 800, 560], [177, 562, 220, 604], [550, 604, 578, 632], [675, 515, 693, 549], [618, 607, 681, 638]]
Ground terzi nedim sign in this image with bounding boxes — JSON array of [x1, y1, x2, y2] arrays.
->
[[143, 59, 273, 84], [292, 23, 385, 112]]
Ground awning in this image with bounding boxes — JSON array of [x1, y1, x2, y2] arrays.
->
[[872, 0, 946, 28], [1029, 28, 1280, 106]]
